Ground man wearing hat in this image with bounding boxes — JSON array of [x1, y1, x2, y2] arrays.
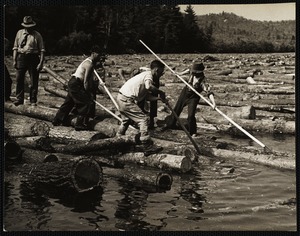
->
[[161, 61, 216, 137], [12, 16, 45, 106], [52, 45, 104, 131]]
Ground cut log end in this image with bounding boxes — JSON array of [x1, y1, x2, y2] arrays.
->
[[156, 172, 173, 189], [5, 141, 22, 161], [32, 121, 50, 136], [71, 158, 103, 193], [180, 156, 193, 173]]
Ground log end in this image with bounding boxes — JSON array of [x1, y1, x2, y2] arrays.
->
[[71, 158, 103, 193], [180, 156, 193, 173], [43, 154, 59, 163], [156, 172, 173, 189], [177, 147, 198, 163], [32, 121, 50, 136], [5, 141, 22, 161]]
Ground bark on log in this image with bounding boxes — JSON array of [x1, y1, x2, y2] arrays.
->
[[48, 126, 109, 141], [44, 85, 68, 98], [198, 116, 295, 134], [43, 66, 68, 86], [102, 166, 173, 189], [199, 100, 295, 112], [5, 113, 50, 137], [15, 136, 55, 152], [54, 135, 137, 155], [214, 84, 294, 94], [114, 152, 192, 173], [5, 102, 57, 121], [19, 157, 103, 193], [211, 148, 295, 170]]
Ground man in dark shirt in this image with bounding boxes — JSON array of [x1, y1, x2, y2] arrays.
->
[[162, 62, 216, 137]]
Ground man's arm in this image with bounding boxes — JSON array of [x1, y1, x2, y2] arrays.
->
[[145, 79, 166, 101]]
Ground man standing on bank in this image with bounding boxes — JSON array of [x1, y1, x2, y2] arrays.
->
[[116, 60, 166, 143], [52, 45, 103, 131], [12, 16, 45, 106], [162, 61, 216, 137]]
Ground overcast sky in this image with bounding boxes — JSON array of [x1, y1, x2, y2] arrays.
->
[[179, 3, 295, 21]]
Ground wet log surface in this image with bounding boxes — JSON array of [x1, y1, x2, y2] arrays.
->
[[102, 166, 173, 190], [19, 157, 103, 193]]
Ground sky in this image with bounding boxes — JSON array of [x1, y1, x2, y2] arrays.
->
[[179, 3, 295, 21]]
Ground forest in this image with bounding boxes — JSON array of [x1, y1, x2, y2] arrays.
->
[[4, 5, 296, 55]]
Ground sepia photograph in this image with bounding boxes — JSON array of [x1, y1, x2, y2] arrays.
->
[[2, 0, 296, 232]]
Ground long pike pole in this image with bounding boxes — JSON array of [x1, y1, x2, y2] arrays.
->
[[139, 39, 270, 151], [94, 70, 119, 110], [164, 101, 201, 154]]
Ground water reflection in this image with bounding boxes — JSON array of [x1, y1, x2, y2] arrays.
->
[[178, 172, 207, 220], [114, 182, 167, 231]]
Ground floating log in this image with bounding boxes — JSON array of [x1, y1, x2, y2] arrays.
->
[[151, 133, 295, 170], [103, 166, 173, 190], [19, 157, 103, 193], [199, 100, 295, 113], [217, 69, 232, 76], [44, 84, 68, 98], [54, 135, 137, 155], [15, 136, 55, 152], [196, 114, 295, 134], [211, 148, 295, 170], [4, 102, 57, 121], [48, 126, 109, 142], [214, 84, 294, 94], [114, 152, 192, 173], [5, 113, 50, 137], [43, 66, 68, 85]]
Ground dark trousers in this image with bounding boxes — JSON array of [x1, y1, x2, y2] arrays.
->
[[5, 64, 12, 101], [54, 77, 93, 123], [15, 53, 40, 103], [167, 86, 200, 135]]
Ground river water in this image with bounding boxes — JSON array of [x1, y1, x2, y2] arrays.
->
[[3, 133, 296, 231]]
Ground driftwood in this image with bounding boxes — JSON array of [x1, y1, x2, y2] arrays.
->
[[113, 152, 192, 173], [103, 166, 173, 189], [19, 156, 103, 193], [5, 113, 50, 137]]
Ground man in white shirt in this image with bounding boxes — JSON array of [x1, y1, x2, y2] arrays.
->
[[116, 60, 166, 143]]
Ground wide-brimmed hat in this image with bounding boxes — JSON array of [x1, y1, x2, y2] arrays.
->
[[21, 16, 36, 28], [191, 62, 205, 73]]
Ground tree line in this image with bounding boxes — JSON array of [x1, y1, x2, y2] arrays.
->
[[4, 5, 295, 55]]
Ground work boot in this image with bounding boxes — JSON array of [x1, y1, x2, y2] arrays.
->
[[75, 116, 88, 131], [13, 100, 24, 106]]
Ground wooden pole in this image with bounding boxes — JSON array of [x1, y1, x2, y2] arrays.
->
[[139, 39, 270, 151], [164, 101, 201, 155], [94, 69, 119, 109]]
